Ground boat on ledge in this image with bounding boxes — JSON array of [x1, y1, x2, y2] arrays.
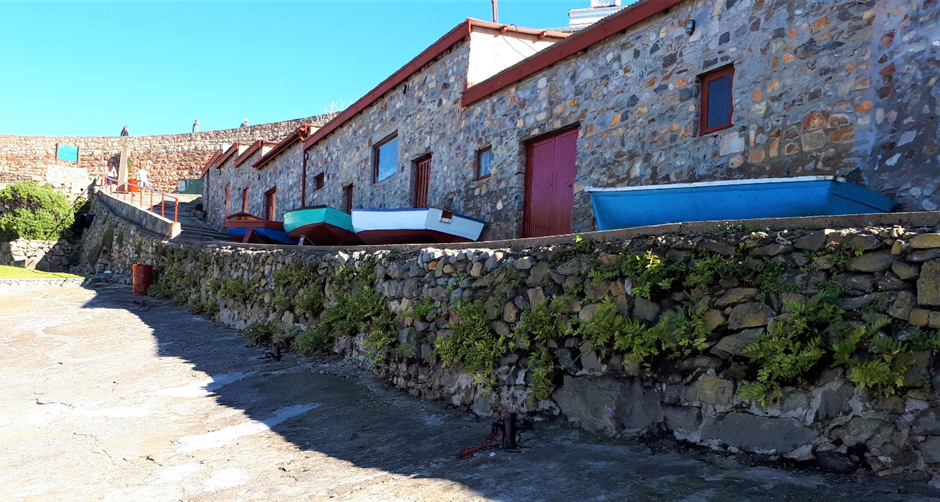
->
[[351, 208, 486, 245], [585, 176, 897, 231], [224, 212, 296, 245], [283, 206, 361, 246]]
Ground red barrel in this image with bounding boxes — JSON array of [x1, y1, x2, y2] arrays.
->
[[132, 264, 153, 296]]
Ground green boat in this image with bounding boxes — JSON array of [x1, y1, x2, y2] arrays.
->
[[283, 206, 360, 246]]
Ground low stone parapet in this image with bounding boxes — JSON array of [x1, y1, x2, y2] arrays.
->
[[0, 238, 74, 271], [0, 277, 84, 288]]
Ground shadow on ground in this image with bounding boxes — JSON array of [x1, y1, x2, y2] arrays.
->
[[73, 285, 940, 502]]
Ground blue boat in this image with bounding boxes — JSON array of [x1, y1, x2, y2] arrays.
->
[[585, 176, 897, 231], [224, 212, 296, 245]]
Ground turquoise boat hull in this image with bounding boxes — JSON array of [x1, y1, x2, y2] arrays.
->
[[586, 176, 897, 231], [283, 206, 359, 245]]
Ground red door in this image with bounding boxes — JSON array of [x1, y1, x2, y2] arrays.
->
[[523, 128, 578, 237], [414, 156, 431, 208], [265, 188, 276, 220]]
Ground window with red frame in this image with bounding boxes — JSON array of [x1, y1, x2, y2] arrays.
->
[[373, 133, 398, 182], [700, 65, 734, 135], [476, 147, 493, 180]]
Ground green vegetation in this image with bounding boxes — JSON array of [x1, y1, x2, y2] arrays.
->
[[403, 295, 435, 320], [147, 247, 203, 304], [437, 301, 509, 387], [293, 259, 398, 362], [272, 261, 323, 316], [739, 296, 836, 404], [218, 278, 259, 304], [188, 296, 220, 319], [0, 182, 75, 241], [243, 320, 281, 346], [590, 247, 750, 300]]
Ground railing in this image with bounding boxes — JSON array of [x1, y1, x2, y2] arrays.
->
[[103, 177, 179, 222]]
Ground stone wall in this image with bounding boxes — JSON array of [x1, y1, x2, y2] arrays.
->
[[0, 115, 330, 194], [0, 238, 75, 271], [81, 189, 940, 484]]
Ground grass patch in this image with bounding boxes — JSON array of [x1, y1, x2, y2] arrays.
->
[[0, 265, 86, 280]]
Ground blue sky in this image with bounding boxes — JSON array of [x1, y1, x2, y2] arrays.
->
[[0, 1, 585, 137]]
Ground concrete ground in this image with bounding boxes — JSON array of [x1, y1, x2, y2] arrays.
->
[[2, 285, 940, 502]]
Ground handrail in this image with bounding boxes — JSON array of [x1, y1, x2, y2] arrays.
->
[[104, 176, 179, 222]]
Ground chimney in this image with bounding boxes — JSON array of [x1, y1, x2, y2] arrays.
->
[[568, 0, 629, 29]]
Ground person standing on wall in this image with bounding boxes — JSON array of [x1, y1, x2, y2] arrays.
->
[[137, 166, 149, 189], [192, 120, 199, 133], [120, 125, 129, 136], [240, 118, 249, 128]]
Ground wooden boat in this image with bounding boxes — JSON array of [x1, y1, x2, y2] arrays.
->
[[224, 212, 296, 245], [282, 206, 360, 246], [585, 176, 897, 231], [351, 208, 485, 245]]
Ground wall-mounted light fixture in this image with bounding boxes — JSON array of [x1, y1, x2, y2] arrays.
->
[[685, 19, 696, 35]]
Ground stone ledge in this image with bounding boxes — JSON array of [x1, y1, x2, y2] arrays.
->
[[0, 278, 85, 288]]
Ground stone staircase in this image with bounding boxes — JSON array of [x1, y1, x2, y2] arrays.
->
[[131, 194, 226, 242], [172, 197, 229, 242]]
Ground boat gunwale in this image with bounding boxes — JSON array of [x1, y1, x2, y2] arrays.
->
[[584, 176, 844, 193], [352, 207, 487, 224]]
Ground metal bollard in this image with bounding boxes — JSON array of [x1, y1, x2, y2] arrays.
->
[[500, 411, 517, 449]]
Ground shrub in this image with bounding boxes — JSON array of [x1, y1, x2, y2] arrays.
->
[[243, 320, 280, 346], [0, 181, 75, 240], [438, 301, 509, 386]]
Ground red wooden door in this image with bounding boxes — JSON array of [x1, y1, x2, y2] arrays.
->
[[265, 188, 276, 220], [523, 128, 578, 237], [414, 157, 431, 208]]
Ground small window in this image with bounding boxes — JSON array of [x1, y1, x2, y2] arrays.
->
[[700, 65, 734, 135], [476, 147, 493, 179], [373, 134, 398, 182], [343, 184, 354, 213], [314, 173, 324, 190], [241, 187, 249, 213]]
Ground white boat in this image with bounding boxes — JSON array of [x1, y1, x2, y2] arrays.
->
[[351, 208, 485, 245]]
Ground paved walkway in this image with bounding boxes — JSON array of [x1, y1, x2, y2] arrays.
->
[[2, 284, 939, 502]]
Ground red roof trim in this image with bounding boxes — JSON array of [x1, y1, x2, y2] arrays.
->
[[235, 140, 278, 167], [253, 124, 316, 169], [461, 0, 684, 107], [303, 18, 568, 151], [214, 142, 245, 170]]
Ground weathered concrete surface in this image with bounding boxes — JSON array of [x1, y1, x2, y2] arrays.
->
[[3, 285, 940, 502]]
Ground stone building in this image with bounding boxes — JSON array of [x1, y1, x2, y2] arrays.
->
[[0, 116, 330, 194], [204, 0, 938, 240], [202, 19, 568, 236]]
